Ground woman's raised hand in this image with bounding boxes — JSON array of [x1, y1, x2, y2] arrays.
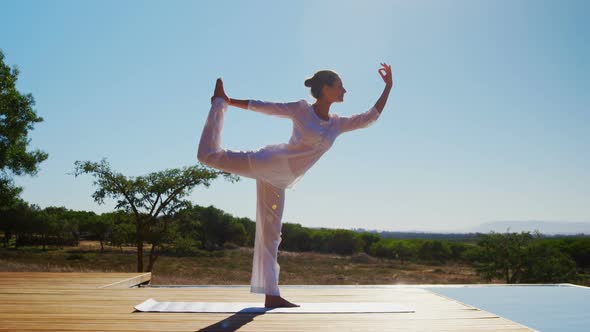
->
[[211, 78, 230, 104], [378, 63, 393, 88], [373, 63, 393, 113]]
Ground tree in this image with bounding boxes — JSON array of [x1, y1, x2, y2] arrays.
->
[[65, 210, 97, 246], [392, 241, 415, 264], [0, 50, 48, 206], [281, 223, 312, 252], [310, 229, 331, 253], [12, 203, 39, 248], [108, 213, 135, 251], [472, 231, 577, 283], [226, 221, 247, 246], [558, 238, 590, 269], [473, 232, 533, 283], [73, 159, 238, 272], [0, 197, 28, 247], [234, 216, 256, 247], [369, 239, 395, 259], [418, 240, 452, 263], [83, 213, 113, 252], [359, 232, 381, 254], [197, 205, 229, 250], [521, 243, 577, 283], [328, 229, 364, 255], [38, 206, 83, 249]]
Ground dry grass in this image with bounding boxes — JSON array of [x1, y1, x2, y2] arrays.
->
[[0, 241, 482, 285]]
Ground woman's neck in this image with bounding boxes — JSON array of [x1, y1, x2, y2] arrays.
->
[[312, 100, 332, 120]]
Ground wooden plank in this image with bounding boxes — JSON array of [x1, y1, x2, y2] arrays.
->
[[0, 272, 151, 289], [98, 273, 151, 289]]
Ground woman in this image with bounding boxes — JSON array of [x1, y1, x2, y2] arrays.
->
[[197, 63, 393, 307]]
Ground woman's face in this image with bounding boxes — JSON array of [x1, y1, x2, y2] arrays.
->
[[322, 78, 347, 103]]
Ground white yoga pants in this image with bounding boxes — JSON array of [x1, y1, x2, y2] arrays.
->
[[198, 98, 285, 296]]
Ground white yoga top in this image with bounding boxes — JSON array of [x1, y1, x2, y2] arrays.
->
[[246, 99, 381, 190]]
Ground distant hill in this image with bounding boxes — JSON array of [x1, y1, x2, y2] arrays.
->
[[470, 221, 590, 235], [351, 221, 590, 240], [352, 228, 482, 241]]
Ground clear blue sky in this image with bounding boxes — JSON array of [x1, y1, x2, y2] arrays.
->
[[2, 0, 588, 232]]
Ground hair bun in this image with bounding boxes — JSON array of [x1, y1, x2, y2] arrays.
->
[[304, 77, 314, 87]]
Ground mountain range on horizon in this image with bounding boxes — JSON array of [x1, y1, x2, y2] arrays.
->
[[355, 221, 590, 236], [468, 221, 590, 235]]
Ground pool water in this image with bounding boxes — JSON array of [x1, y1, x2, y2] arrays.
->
[[428, 284, 590, 332]]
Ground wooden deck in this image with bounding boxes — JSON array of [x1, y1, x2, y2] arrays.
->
[[0, 272, 533, 331]]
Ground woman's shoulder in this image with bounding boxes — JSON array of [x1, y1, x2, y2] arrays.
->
[[298, 99, 310, 107], [279, 99, 308, 109], [291, 99, 310, 113]]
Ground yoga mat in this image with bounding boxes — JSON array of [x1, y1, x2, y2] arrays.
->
[[134, 298, 414, 314]]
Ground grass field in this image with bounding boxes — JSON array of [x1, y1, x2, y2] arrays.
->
[[0, 241, 481, 285]]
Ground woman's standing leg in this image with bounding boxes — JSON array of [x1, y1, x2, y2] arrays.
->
[[198, 82, 297, 307], [251, 179, 285, 296]]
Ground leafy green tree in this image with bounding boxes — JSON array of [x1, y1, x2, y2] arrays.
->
[[559, 238, 590, 269], [66, 210, 97, 246], [369, 239, 395, 259], [418, 240, 452, 263], [197, 205, 228, 250], [170, 204, 251, 253], [40, 206, 81, 249], [310, 229, 331, 253], [234, 217, 256, 247], [226, 220, 247, 246], [172, 233, 202, 256], [0, 50, 48, 207], [521, 243, 577, 283], [0, 178, 24, 225], [369, 239, 416, 262], [13, 203, 39, 248], [359, 232, 381, 254], [0, 197, 29, 247], [106, 211, 135, 250], [35, 209, 55, 250], [144, 213, 178, 264], [328, 229, 363, 255], [81, 213, 113, 252], [172, 206, 204, 249], [392, 241, 415, 264], [448, 242, 470, 261], [281, 223, 312, 252], [472, 231, 578, 283], [473, 232, 533, 283], [73, 159, 239, 272]]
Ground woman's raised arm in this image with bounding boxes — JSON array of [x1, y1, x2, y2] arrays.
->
[[374, 63, 393, 114], [211, 78, 295, 118]]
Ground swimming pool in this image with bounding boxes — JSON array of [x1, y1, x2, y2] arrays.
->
[[428, 284, 590, 332]]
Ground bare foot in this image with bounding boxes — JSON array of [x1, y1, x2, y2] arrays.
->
[[211, 78, 230, 104], [264, 295, 300, 308]]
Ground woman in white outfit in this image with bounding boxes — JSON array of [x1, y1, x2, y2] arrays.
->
[[197, 63, 393, 307]]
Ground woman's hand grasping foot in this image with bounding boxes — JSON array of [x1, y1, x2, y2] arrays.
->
[[211, 78, 230, 104]]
